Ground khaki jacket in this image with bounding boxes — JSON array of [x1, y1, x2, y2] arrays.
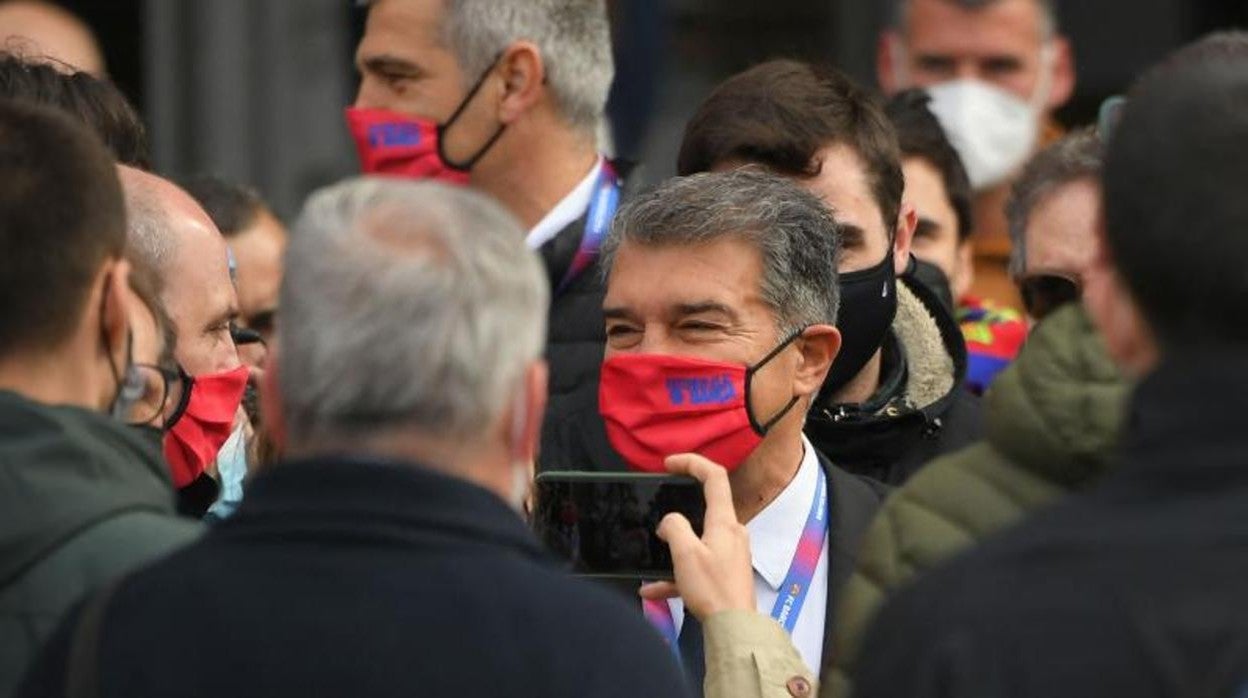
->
[[704, 611, 817, 698]]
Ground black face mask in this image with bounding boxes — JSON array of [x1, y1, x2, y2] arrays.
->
[[819, 250, 898, 400], [907, 256, 956, 316]]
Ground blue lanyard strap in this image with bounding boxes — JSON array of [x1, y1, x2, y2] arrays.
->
[[555, 159, 621, 295], [770, 467, 829, 633]]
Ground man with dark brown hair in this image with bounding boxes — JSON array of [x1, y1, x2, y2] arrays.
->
[[0, 52, 149, 167], [679, 60, 981, 486], [0, 99, 197, 696]]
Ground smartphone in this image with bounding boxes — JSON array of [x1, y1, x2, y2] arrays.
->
[[531, 472, 706, 581]]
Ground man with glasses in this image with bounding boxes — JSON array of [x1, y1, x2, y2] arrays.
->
[[182, 175, 288, 370], [0, 100, 199, 697], [121, 167, 253, 519], [1007, 128, 1103, 324]]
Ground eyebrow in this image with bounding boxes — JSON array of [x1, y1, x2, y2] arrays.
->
[[915, 218, 939, 235], [603, 306, 636, 322], [839, 223, 867, 247], [603, 302, 741, 323], [358, 54, 423, 77], [206, 306, 240, 332], [674, 302, 739, 322]]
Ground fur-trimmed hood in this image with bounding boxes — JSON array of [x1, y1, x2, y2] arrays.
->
[[804, 272, 983, 485]]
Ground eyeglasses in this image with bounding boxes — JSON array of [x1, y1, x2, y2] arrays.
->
[[122, 363, 192, 430], [1018, 272, 1082, 321]]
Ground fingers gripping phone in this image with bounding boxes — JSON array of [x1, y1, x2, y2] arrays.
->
[[531, 472, 706, 580]]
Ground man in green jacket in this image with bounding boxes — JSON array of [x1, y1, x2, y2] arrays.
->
[[0, 100, 200, 697], [825, 303, 1126, 697]]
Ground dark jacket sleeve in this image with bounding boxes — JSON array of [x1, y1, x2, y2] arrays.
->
[[15, 601, 77, 698], [850, 575, 1006, 698]]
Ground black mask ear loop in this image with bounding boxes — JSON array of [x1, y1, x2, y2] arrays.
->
[[437, 52, 508, 172], [743, 327, 809, 436], [98, 276, 136, 419]]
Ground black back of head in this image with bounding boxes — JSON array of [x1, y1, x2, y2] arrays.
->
[[885, 89, 974, 242], [0, 98, 127, 355], [0, 53, 150, 168], [180, 174, 267, 237], [677, 59, 904, 234], [1104, 31, 1248, 350]]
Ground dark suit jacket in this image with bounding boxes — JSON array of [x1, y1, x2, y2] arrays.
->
[[18, 457, 689, 698], [819, 454, 888, 683], [537, 164, 630, 474]]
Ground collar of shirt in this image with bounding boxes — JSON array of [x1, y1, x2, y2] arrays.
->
[[746, 435, 820, 590], [526, 156, 605, 251]]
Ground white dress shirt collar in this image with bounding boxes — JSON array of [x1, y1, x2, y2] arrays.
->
[[747, 435, 821, 589], [526, 156, 605, 251]]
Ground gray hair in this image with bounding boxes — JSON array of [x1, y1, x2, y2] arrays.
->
[[891, 0, 1058, 38], [279, 177, 549, 445], [442, 0, 613, 136], [603, 169, 842, 334], [1006, 128, 1103, 277]]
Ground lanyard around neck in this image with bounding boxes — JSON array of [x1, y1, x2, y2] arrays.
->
[[555, 159, 621, 295], [643, 466, 830, 651]]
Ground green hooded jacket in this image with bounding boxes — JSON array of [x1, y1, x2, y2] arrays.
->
[[825, 304, 1129, 698], [0, 391, 201, 697]]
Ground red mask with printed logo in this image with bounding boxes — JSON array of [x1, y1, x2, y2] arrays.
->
[[344, 108, 473, 185], [598, 333, 803, 474], [164, 366, 249, 488], [344, 57, 504, 184]]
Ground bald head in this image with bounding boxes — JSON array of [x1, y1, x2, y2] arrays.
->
[[119, 165, 241, 376], [0, 1, 104, 76]]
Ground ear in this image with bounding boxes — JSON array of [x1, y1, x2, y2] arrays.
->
[[793, 325, 842, 397], [1080, 232, 1159, 377], [258, 342, 287, 452], [496, 41, 545, 126], [1045, 36, 1076, 111], [877, 31, 904, 94], [510, 359, 549, 464], [953, 239, 975, 300], [893, 202, 918, 275], [100, 259, 132, 358]]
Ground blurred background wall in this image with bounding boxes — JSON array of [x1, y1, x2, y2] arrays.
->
[[55, 0, 1248, 218]]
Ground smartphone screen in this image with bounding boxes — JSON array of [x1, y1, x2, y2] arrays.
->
[[531, 473, 706, 580]]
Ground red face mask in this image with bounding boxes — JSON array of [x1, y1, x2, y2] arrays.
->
[[344, 59, 504, 184], [164, 366, 249, 488], [598, 333, 803, 474]]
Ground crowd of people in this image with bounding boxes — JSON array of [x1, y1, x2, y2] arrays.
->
[[0, 0, 1246, 696]]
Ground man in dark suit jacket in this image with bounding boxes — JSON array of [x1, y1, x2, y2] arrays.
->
[[349, 0, 626, 474], [596, 170, 886, 695], [18, 179, 687, 698]]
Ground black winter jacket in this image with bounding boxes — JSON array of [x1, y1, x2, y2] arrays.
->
[[538, 166, 631, 473], [19, 457, 688, 698], [805, 272, 982, 485], [853, 353, 1248, 698]]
